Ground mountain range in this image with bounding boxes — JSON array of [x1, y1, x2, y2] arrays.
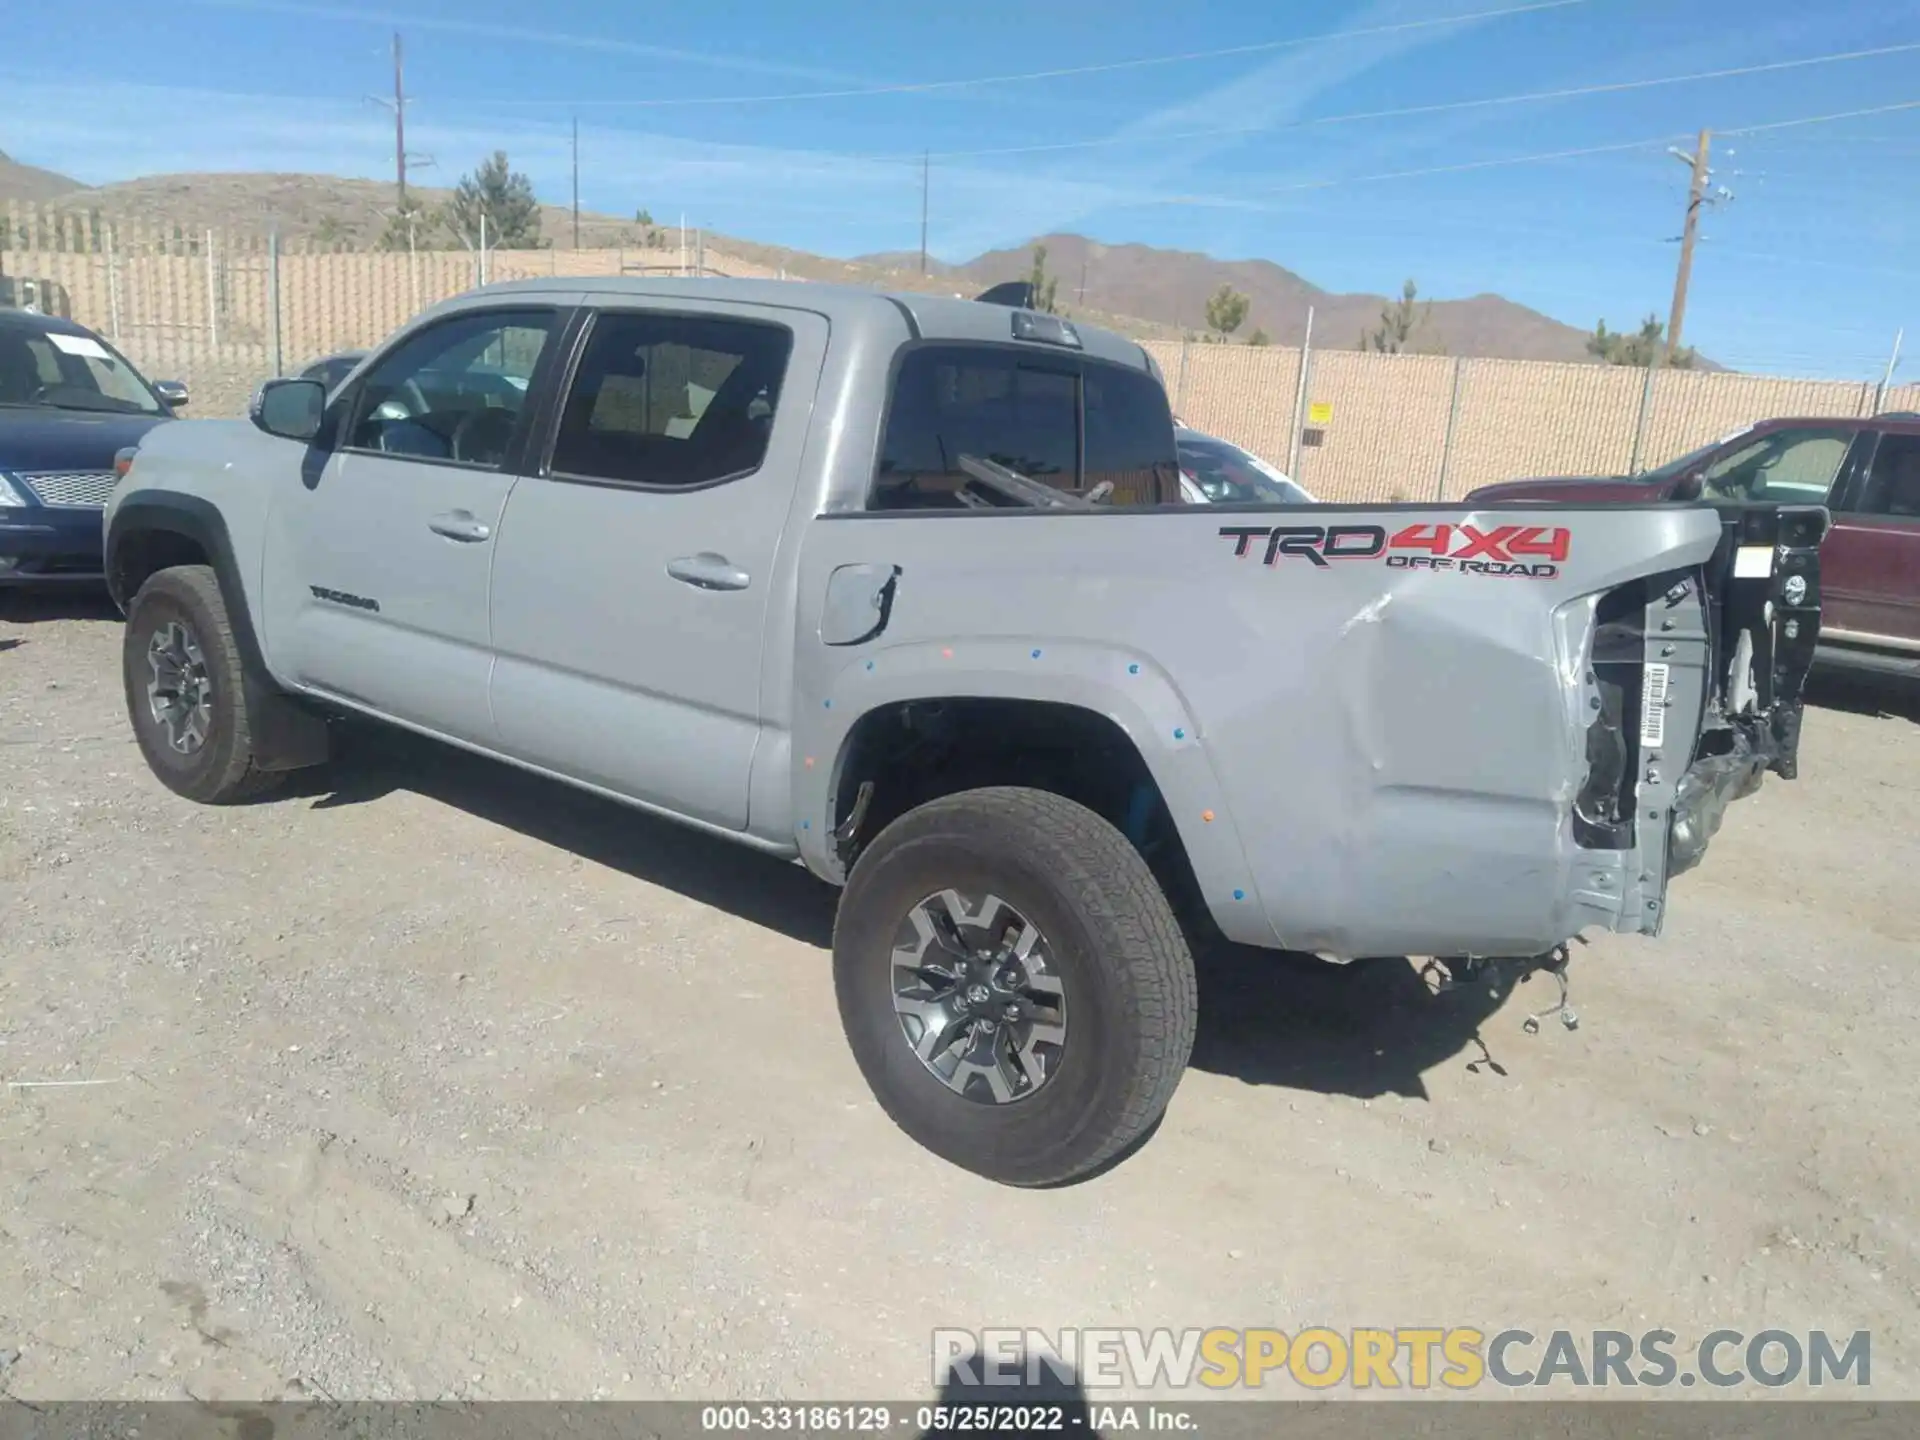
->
[[4, 153, 1650, 364], [861, 234, 1619, 363]]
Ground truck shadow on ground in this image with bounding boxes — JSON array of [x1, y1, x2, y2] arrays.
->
[[0, 586, 120, 625], [1807, 670, 1920, 725], [1188, 941, 1523, 1101], [299, 722, 1517, 1103], [300, 721, 842, 948]]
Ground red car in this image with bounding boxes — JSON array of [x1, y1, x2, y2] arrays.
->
[[1468, 413, 1920, 680]]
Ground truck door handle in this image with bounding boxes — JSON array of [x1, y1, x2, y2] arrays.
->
[[428, 510, 491, 543], [667, 553, 751, 591]]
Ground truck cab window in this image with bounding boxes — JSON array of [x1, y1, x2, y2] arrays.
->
[[348, 309, 553, 468], [873, 345, 1176, 510], [549, 311, 794, 488], [1083, 364, 1180, 505]]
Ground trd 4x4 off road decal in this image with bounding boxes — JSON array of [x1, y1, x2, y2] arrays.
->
[[1218, 522, 1569, 579]]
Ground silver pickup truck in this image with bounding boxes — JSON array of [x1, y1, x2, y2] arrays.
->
[[105, 278, 1826, 1185]]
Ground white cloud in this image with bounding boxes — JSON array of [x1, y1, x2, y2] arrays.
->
[[181, 0, 868, 84], [917, 0, 1594, 252], [0, 2, 1575, 262], [0, 76, 1159, 255]]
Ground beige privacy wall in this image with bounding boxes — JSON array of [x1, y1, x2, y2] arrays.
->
[[4, 206, 1912, 502], [1148, 341, 1917, 503], [2, 207, 782, 420]]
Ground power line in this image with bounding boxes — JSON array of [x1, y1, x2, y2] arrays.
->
[[894, 41, 1920, 161], [1719, 99, 1920, 136], [1144, 98, 1920, 203], [1204, 135, 1682, 196], [486, 0, 1592, 110], [1692, 246, 1920, 283]]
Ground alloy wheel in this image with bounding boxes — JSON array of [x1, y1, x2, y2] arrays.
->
[[891, 888, 1068, 1104], [146, 619, 214, 755]]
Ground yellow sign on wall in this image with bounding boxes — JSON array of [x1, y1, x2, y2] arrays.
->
[[1307, 402, 1334, 425]]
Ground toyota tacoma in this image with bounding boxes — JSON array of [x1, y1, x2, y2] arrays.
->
[[105, 279, 1826, 1185]]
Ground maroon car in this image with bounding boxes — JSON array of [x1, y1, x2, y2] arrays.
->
[[1469, 413, 1920, 679]]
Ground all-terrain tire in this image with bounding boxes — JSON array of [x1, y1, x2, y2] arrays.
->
[[834, 786, 1198, 1186], [123, 564, 283, 805]]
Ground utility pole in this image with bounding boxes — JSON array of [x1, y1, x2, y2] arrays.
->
[[393, 32, 407, 213], [369, 33, 427, 221], [1077, 255, 1087, 307], [571, 115, 580, 250], [918, 151, 929, 275], [1874, 327, 1904, 413], [1663, 128, 1712, 362]]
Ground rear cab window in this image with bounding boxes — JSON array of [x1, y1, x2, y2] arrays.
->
[[870, 344, 1178, 510]]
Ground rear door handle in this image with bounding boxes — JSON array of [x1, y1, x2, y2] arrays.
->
[[428, 510, 492, 543], [667, 552, 751, 591]]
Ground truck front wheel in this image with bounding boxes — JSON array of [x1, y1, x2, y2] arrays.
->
[[833, 787, 1197, 1186], [122, 564, 282, 805]]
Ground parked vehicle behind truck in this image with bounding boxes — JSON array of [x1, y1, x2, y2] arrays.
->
[[106, 279, 1826, 1184], [1468, 413, 1918, 679], [0, 307, 185, 589]]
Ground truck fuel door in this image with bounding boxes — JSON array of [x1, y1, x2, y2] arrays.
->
[[822, 563, 901, 647]]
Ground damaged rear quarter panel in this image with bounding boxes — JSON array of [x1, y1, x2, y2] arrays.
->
[[790, 505, 1725, 959]]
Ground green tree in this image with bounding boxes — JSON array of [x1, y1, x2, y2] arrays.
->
[[1205, 284, 1250, 341], [313, 214, 351, 249], [1362, 278, 1435, 354], [1027, 244, 1060, 314], [1245, 328, 1271, 347], [1587, 314, 1695, 369], [635, 208, 654, 225], [445, 150, 543, 250]]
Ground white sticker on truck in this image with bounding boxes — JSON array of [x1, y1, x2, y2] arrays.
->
[[47, 332, 111, 360], [1640, 663, 1671, 749], [1733, 545, 1775, 579]]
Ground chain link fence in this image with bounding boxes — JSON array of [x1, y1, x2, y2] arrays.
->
[[1, 201, 777, 418], [5, 200, 1912, 502]]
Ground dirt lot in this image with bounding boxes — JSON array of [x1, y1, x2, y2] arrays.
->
[[2, 593, 1917, 1405]]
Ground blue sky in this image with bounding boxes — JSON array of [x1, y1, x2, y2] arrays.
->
[[3, 0, 1916, 376]]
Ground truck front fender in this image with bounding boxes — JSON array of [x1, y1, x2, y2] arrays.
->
[[105, 488, 328, 773]]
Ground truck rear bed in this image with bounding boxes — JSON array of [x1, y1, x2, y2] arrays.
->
[[790, 501, 1825, 958]]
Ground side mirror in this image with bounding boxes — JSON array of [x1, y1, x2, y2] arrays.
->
[[153, 379, 190, 408], [251, 378, 327, 443]]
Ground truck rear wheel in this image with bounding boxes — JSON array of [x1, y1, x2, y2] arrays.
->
[[122, 564, 283, 805], [833, 786, 1197, 1186]]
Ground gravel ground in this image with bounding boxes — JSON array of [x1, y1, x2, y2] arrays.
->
[[2, 591, 1917, 1405]]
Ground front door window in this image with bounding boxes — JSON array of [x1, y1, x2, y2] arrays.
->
[[346, 309, 554, 468]]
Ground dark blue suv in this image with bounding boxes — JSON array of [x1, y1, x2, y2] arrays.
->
[[1, 308, 184, 588]]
